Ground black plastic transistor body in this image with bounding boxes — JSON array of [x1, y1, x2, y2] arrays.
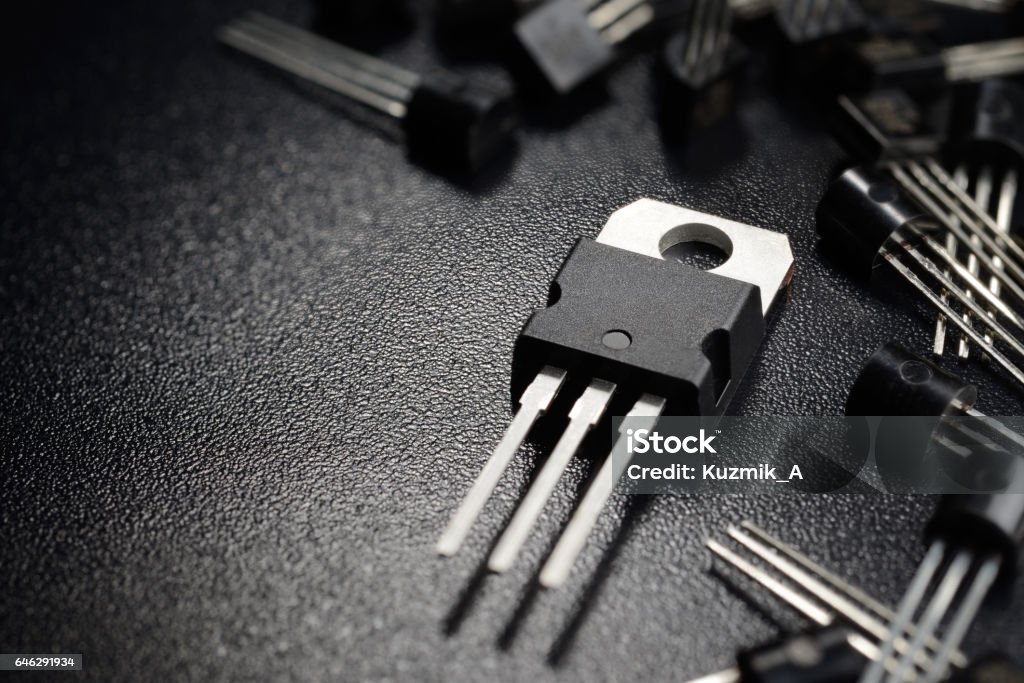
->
[[512, 238, 763, 417], [514, 0, 615, 94], [512, 0, 686, 95], [839, 35, 1024, 94]]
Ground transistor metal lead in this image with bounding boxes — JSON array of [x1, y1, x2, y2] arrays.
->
[[828, 84, 1023, 366], [933, 80, 1024, 358], [817, 165, 1024, 390], [437, 200, 793, 584], [657, 0, 748, 137], [695, 521, 968, 682], [217, 12, 518, 173], [930, 165, 1018, 359]]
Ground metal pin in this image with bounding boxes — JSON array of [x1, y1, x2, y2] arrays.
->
[[903, 227, 1024, 328], [687, 0, 710, 73], [538, 393, 666, 587], [859, 541, 947, 683], [958, 410, 1024, 452], [944, 37, 1024, 82], [217, 13, 416, 119], [884, 244, 1024, 387], [725, 526, 948, 672], [687, 668, 742, 683], [241, 13, 419, 95], [487, 379, 616, 573], [955, 167, 974, 359], [991, 169, 1019, 300], [886, 162, 1024, 299], [707, 538, 835, 626], [737, 522, 965, 667], [877, 242, 1024, 387], [997, 170, 1019, 244], [704, 536, 929, 682], [597, 1, 657, 45], [962, 167, 995, 357], [588, 0, 648, 31], [920, 158, 1024, 268], [437, 367, 567, 557], [933, 214, 957, 357], [688, 0, 733, 82], [885, 550, 973, 683], [922, 555, 1001, 683], [218, 28, 407, 118], [928, 166, 975, 359]]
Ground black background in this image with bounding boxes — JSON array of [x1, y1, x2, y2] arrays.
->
[[2, 1, 1022, 681]]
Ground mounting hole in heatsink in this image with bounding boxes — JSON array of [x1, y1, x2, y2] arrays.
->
[[658, 223, 733, 271]]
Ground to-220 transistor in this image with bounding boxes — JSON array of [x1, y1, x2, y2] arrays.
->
[[437, 199, 794, 586]]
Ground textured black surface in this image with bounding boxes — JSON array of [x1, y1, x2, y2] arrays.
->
[[1, 2, 1023, 682]]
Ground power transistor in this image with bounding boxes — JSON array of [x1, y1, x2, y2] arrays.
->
[[436, 199, 794, 585]]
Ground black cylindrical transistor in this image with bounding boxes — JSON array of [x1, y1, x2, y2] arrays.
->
[[866, 461, 1024, 683], [773, 0, 868, 93], [657, 0, 748, 138], [686, 626, 868, 683], [846, 345, 1024, 683], [839, 36, 1024, 93], [817, 165, 928, 276], [217, 12, 518, 174], [818, 166, 1024, 389], [846, 343, 978, 487], [928, 79, 1023, 361], [846, 342, 978, 416], [829, 84, 1023, 364], [512, 0, 687, 95], [930, 468, 1024, 578]]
